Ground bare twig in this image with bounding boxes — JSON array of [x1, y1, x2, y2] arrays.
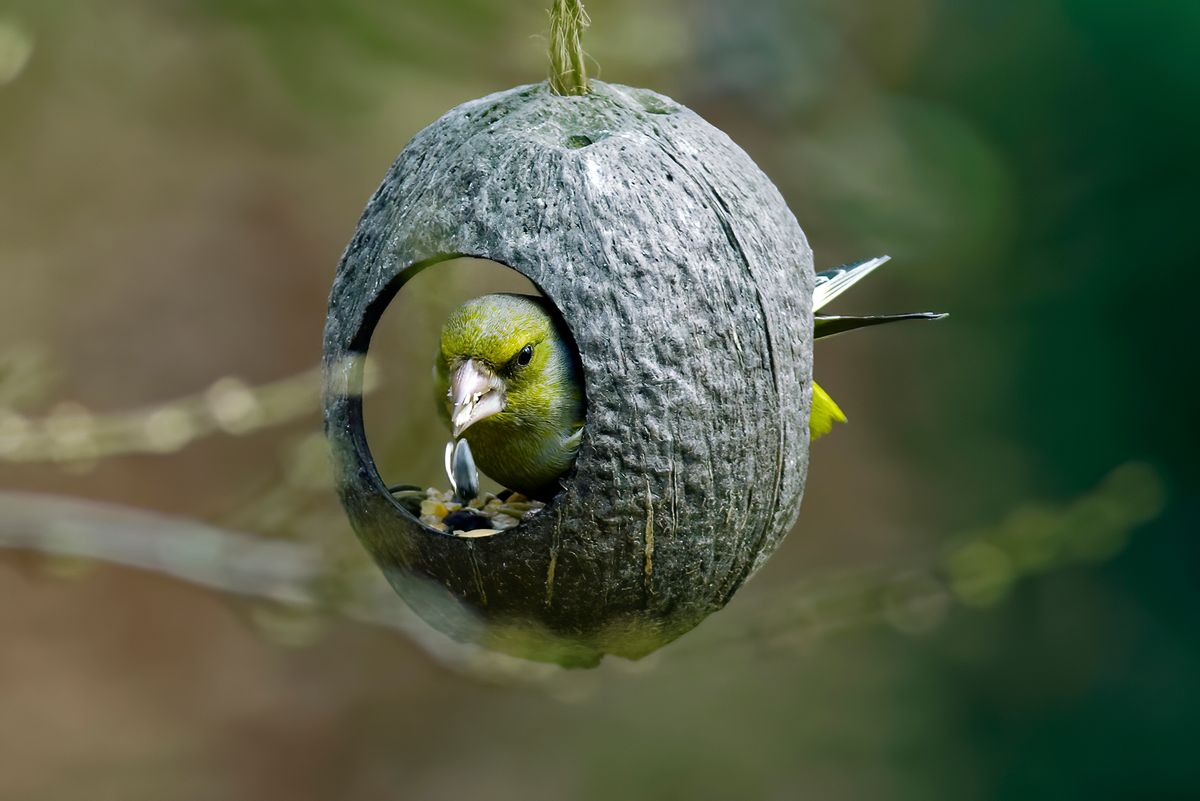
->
[[0, 490, 552, 680], [679, 462, 1167, 657], [0, 359, 377, 465], [0, 462, 1166, 677]]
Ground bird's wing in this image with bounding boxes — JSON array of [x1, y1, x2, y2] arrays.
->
[[815, 312, 948, 340], [813, 255, 891, 311]]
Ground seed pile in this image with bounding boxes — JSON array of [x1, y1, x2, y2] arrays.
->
[[388, 486, 545, 537]]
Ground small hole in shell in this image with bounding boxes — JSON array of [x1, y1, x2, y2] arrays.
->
[[565, 134, 594, 149]]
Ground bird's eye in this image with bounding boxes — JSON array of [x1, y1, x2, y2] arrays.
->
[[516, 344, 534, 366]]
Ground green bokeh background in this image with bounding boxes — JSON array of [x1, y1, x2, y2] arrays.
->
[[1, 1, 1196, 799]]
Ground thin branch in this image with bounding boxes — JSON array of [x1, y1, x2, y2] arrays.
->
[[0, 359, 378, 465], [0, 491, 551, 680], [677, 461, 1167, 657], [0, 461, 1166, 677]]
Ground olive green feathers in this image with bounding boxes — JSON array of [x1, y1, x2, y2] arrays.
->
[[435, 294, 584, 502]]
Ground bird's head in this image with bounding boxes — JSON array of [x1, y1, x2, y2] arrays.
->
[[436, 293, 577, 438]]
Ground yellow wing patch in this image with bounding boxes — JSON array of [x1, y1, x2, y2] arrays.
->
[[809, 381, 847, 440]]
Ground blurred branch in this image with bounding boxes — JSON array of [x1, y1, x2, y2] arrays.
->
[[680, 461, 1167, 658], [0, 359, 377, 466], [0, 463, 1167, 681], [0, 490, 554, 680], [0, 491, 324, 603]]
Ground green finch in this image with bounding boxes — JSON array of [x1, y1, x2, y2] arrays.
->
[[435, 293, 585, 502], [436, 256, 943, 499]]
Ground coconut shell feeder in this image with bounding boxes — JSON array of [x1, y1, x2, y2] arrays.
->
[[322, 5, 815, 667]]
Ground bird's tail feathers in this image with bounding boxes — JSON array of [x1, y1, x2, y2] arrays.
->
[[813, 255, 891, 311], [815, 312, 947, 340]]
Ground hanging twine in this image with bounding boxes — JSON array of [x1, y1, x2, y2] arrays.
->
[[548, 0, 591, 95]]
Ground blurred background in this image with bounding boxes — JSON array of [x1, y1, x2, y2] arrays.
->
[[1, 0, 1197, 799]]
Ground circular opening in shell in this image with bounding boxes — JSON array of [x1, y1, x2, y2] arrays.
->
[[362, 257, 586, 538]]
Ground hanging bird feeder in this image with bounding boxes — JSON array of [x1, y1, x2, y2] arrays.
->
[[323, 4, 814, 666]]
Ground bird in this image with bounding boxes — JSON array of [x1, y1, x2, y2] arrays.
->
[[435, 257, 944, 500], [435, 293, 585, 502]]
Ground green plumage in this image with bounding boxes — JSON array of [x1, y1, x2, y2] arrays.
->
[[435, 294, 584, 501]]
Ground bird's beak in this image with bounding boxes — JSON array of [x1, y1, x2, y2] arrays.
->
[[449, 358, 506, 437]]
